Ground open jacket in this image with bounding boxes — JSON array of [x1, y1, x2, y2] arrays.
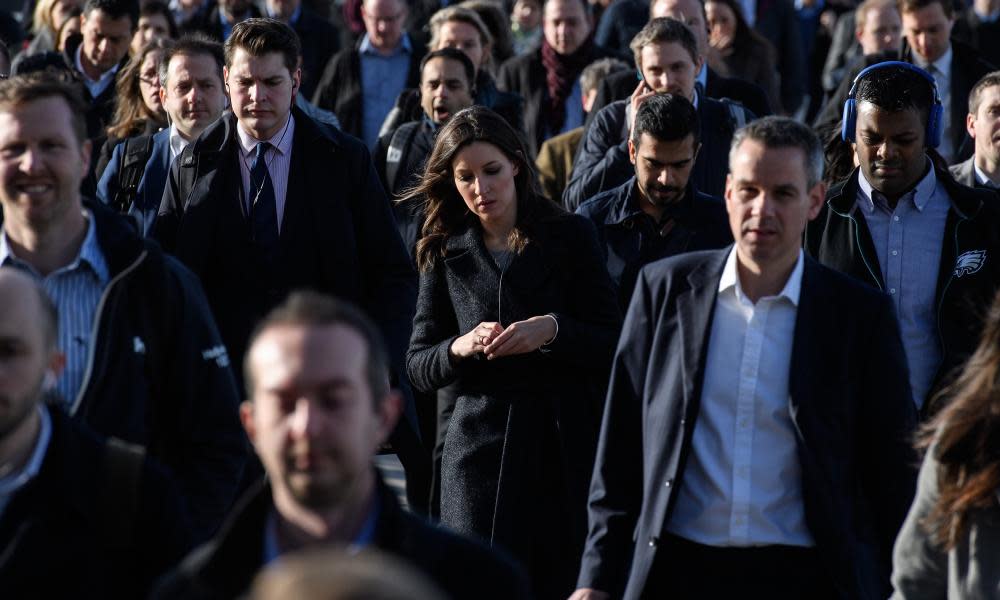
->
[[805, 166, 1000, 412]]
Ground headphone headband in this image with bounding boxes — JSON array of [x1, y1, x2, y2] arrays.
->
[[847, 60, 941, 105], [841, 60, 944, 148]]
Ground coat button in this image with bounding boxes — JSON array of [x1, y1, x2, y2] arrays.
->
[[664, 479, 673, 488], [648, 536, 658, 547], [680, 418, 686, 426]]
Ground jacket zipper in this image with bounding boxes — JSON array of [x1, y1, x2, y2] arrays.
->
[[936, 216, 965, 361], [70, 250, 148, 416], [832, 206, 883, 291]]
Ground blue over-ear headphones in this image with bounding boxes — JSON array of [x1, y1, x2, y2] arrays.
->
[[841, 60, 943, 148]]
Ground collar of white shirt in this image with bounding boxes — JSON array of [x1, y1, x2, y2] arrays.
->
[[168, 124, 191, 161], [718, 246, 804, 307], [974, 163, 999, 188], [236, 112, 295, 161]]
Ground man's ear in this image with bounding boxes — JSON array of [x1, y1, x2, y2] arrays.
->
[[374, 390, 403, 447], [628, 137, 636, 165], [967, 112, 977, 139], [240, 401, 257, 444], [806, 180, 827, 220]]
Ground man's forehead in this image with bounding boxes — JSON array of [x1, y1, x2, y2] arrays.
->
[[856, 101, 924, 129]]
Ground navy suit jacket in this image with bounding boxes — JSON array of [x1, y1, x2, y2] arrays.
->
[[577, 248, 918, 600], [98, 128, 171, 236]]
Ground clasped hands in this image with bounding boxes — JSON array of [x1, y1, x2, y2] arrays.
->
[[450, 316, 557, 360]]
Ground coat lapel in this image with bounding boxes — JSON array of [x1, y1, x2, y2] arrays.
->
[[676, 249, 728, 409], [443, 226, 500, 317], [787, 257, 824, 433]]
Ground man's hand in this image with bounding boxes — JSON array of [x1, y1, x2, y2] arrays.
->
[[627, 79, 657, 140]]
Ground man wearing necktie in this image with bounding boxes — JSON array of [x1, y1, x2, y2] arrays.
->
[[950, 71, 1000, 190], [155, 18, 425, 508]]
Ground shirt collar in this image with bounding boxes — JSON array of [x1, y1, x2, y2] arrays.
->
[[0, 209, 109, 285], [718, 245, 804, 307], [0, 405, 53, 502], [697, 63, 708, 90], [168, 124, 190, 160], [916, 44, 952, 80], [237, 112, 295, 158], [974, 163, 999, 187], [359, 33, 412, 57], [857, 158, 936, 214], [74, 45, 119, 87]]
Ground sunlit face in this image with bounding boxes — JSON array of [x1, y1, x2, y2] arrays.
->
[[901, 3, 953, 64], [543, 0, 591, 56], [130, 13, 171, 55], [138, 49, 164, 117], [51, 0, 78, 31], [80, 9, 133, 76], [652, 0, 710, 56], [245, 324, 395, 509], [0, 96, 90, 235], [420, 57, 474, 125], [513, 0, 541, 30], [267, 0, 302, 21], [969, 84, 1000, 166], [854, 100, 927, 200], [725, 139, 824, 270], [161, 52, 227, 140], [640, 41, 701, 100], [436, 20, 487, 70], [361, 0, 407, 53], [57, 16, 81, 52], [705, 1, 736, 51], [225, 48, 300, 140], [630, 132, 699, 209], [452, 141, 520, 228], [857, 5, 902, 55]]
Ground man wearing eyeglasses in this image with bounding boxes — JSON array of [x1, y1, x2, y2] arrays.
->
[[312, 0, 424, 148]]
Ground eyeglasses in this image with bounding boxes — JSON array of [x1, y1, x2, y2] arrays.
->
[[139, 75, 159, 87]]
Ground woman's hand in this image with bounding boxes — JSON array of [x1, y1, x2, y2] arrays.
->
[[450, 321, 505, 359], [484, 315, 557, 360]]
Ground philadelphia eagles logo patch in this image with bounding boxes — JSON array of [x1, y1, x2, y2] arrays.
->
[[954, 250, 987, 277]]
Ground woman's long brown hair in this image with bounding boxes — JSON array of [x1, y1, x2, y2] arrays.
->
[[106, 38, 172, 140], [402, 105, 559, 272], [918, 290, 1000, 550]]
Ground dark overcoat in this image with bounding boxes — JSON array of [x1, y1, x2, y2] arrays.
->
[[406, 211, 622, 598]]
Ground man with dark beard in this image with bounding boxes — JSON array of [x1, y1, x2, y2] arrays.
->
[[576, 93, 732, 308], [153, 292, 528, 600]]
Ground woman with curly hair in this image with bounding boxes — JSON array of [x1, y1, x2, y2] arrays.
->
[[405, 106, 621, 599]]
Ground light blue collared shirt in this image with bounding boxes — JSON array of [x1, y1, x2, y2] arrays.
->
[[0, 405, 53, 518], [359, 33, 412, 149], [667, 248, 814, 548], [74, 46, 119, 99], [0, 211, 109, 411], [857, 162, 948, 408]]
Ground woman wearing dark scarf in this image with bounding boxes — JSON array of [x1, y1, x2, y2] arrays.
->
[[497, 0, 618, 157]]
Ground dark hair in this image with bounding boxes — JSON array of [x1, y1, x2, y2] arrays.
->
[[706, 0, 773, 54], [631, 93, 701, 147], [159, 33, 224, 87], [405, 106, 559, 272], [245, 292, 392, 402], [730, 116, 824, 187], [0, 40, 10, 72], [0, 72, 87, 145], [968, 71, 1000, 115], [420, 47, 475, 90], [630, 17, 699, 69], [83, 0, 140, 27], [225, 18, 300, 74], [458, 0, 514, 68], [579, 57, 629, 95], [107, 37, 172, 139], [854, 63, 935, 127], [896, 0, 952, 19], [918, 289, 1000, 549], [139, 0, 178, 39]]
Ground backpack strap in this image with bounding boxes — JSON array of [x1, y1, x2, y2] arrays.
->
[[112, 135, 155, 215], [385, 123, 420, 196], [101, 437, 146, 549]]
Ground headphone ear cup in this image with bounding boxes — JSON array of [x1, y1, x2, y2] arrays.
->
[[926, 103, 944, 149], [842, 98, 856, 142]]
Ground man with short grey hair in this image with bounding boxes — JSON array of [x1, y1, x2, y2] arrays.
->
[[573, 116, 917, 600]]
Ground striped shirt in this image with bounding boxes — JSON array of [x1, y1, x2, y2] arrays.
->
[[236, 113, 295, 230], [0, 212, 109, 412]]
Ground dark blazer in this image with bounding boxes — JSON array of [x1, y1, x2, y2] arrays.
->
[[565, 96, 753, 206], [952, 7, 1000, 68], [406, 211, 622, 599], [815, 41, 996, 161], [0, 408, 194, 598], [577, 249, 918, 599], [587, 67, 772, 128], [151, 479, 531, 600], [98, 128, 171, 236], [805, 166, 1000, 411], [312, 41, 424, 141], [180, 3, 261, 42], [63, 34, 128, 141], [497, 44, 619, 157], [753, 0, 806, 114], [575, 177, 733, 308], [290, 7, 340, 100]]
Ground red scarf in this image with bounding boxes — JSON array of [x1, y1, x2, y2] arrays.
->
[[541, 35, 596, 133]]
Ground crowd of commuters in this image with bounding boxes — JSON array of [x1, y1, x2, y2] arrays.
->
[[4, 0, 1000, 597]]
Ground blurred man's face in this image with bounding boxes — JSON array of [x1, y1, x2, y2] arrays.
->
[[130, 12, 171, 54], [267, 0, 302, 21], [968, 84, 1000, 167], [436, 20, 487, 70], [857, 5, 902, 55], [640, 41, 701, 100], [651, 0, 709, 57], [80, 9, 133, 76], [244, 324, 399, 509], [543, 0, 591, 56], [161, 52, 227, 141], [901, 3, 953, 64], [513, 0, 541, 30], [220, 0, 252, 17], [361, 0, 407, 53], [629, 132, 699, 211], [419, 57, 474, 125], [854, 100, 927, 200]]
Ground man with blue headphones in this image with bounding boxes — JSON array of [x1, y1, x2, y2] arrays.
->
[[806, 60, 1000, 416]]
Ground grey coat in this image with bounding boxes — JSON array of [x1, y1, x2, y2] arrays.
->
[[406, 211, 622, 598], [892, 444, 1000, 599]]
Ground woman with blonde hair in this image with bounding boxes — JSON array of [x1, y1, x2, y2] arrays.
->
[[26, 0, 80, 55]]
